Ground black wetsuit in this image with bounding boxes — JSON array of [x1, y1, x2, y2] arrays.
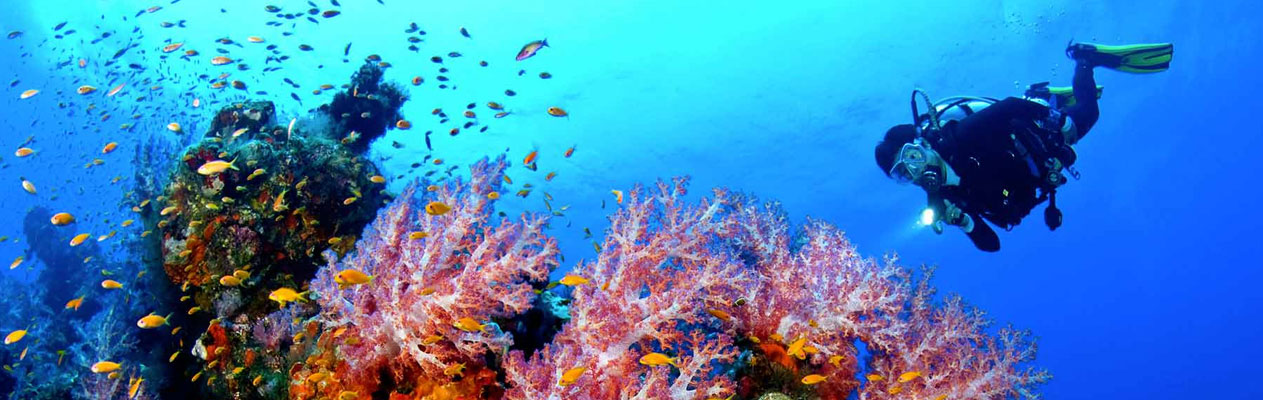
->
[[924, 63, 1099, 251]]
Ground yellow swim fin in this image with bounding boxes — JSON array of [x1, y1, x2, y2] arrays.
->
[[1066, 42, 1173, 74]]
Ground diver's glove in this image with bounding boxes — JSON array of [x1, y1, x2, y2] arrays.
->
[[932, 200, 975, 234]]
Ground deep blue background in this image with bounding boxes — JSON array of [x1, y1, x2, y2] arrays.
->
[[0, 1, 1259, 399]]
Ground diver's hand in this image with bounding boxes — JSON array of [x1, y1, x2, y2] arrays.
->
[[940, 200, 975, 233], [942, 200, 964, 226]]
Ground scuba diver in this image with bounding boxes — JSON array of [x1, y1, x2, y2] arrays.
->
[[874, 42, 1173, 251]]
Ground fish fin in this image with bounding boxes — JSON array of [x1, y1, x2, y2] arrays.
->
[[229, 156, 239, 170], [542, 38, 549, 48]]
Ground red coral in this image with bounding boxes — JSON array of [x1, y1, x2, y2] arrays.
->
[[311, 156, 559, 392]]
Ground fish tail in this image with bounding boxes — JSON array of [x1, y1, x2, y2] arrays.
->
[[229, 156, 239, 170], [542, 38, 549, 48]]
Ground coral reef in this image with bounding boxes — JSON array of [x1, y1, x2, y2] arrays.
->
[[499, 180, 1048, 399], [317, 61, 409, 153], [303, 156, 560, 398], [503, 178, 751, 399], [150, 100, 392, 398]]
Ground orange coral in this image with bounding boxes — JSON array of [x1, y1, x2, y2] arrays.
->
[[757, 342, 798, 374]]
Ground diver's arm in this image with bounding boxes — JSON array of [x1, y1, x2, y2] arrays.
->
[[963, 213, 1000, 252]]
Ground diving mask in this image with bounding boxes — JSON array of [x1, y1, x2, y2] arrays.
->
[[889, 140, 943, 190]]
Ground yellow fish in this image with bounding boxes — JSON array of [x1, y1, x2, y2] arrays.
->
[[247, 168, 266, 181], [51, 212, 75, 225], [9, 256, 23, 270], [453, 317, 487, 332], [196, 158, 237, 176], [558, 274, 589, 286], [268, 287, 307, 307], [638, 352, 678, 368], [425, 201, 451, 215], [101, 279, 124, 289], [90, 361, 122, 373], [121, 219, 134, 227], [219, 275, 242, 286], [898, 371, 923, 383], [137, 313, 171, 329], [443, 362, 465, 378], [172, 326, 182, 335], [408, 231, 428, 240], [70, 233, 91, 247], [369, 175, 386, 183], [21, 179, 36, 194], [558, 366, 587, 386], [128, 375, 144, 398], [4, 329, 27, 345], [828, 355, 844, 367], [421, 335, 443, 345], [611, 189, 624, 204], [334, 269, 373, 289], [252, 375, 263, 386], [786, 337, 807, 359], [801, 374, 826, 385], [14, 147, 35, 157], [866, 373, 884, 382]]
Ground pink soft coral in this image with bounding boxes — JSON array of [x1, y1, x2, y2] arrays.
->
[[503, 178, 751, 399], [503, 181, 1046, 399], [311, 156, 560, 391], [724, 193, 1048, 399]]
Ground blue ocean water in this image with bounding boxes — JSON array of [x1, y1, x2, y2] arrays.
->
[[0, 0, 1259, 399]]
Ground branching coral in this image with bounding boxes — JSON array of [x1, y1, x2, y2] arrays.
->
[[503, 178, 751, 399], [501, 182, 1047, 399], [308, 156, 559, 396]]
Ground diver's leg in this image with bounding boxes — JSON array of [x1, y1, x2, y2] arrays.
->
[[1062, 62, 1100, 142]]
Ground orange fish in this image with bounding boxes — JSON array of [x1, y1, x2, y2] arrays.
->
[[65, 296, 85, 311], [69, 233, 91, 246], [395, 120, 411, 129], [77, 85, 97, 95], [102, 142, 118, 154], [162, 42, 183, 53], [611, 189, 624, 204], [564, 146, 575, 158], [14, 147, 35, 157], [523, 150, 538, 165], [101, 279, 123, 289], [51, 212, 75, 225], [210, 56, 233, 65], [107, 84, 125, 97], [558, 366, 587, 386], [19, 89, 38, 99], [547, 107, 568, 117]]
